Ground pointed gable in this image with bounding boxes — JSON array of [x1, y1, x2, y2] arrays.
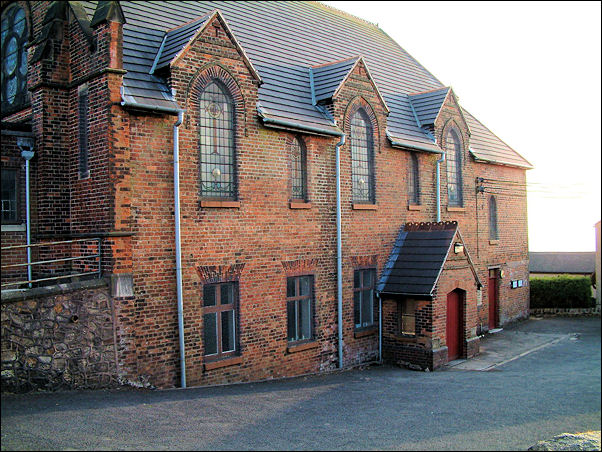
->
[[408, 87, 450, 128], [377, 221, 480, 296]]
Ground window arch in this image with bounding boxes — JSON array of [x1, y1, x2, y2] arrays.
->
[[489, 196, 498, 240], [1, 3, 29, 113], [290, 136, 308, 201], [409, 153, 420, 205], [350, 109, 375, 203], [446, 128, 463, 206], [199, 80, 236, 199]]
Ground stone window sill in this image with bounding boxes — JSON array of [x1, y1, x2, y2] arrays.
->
[[489, 239, 499, 245], [289, 201, 312, 209], [407, 204, 422, 211], [200, 200, 241, 208], [447, 206, 465, 212], [353, 203, 377, 210], [204, 355, 243, 371], [1, 223, 26, 232], [287, 340, 319, 354], [354, 327, 377, 338]]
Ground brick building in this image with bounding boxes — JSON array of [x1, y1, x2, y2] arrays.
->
[[1, 1, 532, 390]]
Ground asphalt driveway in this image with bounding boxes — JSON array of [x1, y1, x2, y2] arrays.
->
[[1, 317, 600, 451]]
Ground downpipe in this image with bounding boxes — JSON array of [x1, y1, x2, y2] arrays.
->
[[436, 152, 446, 222], [18, 139, 34, 288], [335, 133, 346, 369]]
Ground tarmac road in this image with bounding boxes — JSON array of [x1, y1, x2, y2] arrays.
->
[[1, 317, 600, 451]]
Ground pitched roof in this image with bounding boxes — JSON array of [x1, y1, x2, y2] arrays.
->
[[311, 56, 359, 104], [408, 87, 450, 128], [377, 221, 461, 296], [529, 252, 596, 274], [79, 1, 530, 167]]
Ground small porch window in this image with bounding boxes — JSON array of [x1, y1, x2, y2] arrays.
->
[[398, 299, 418, 336]]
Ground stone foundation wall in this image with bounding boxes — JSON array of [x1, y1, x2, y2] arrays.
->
[[1, 280, 119, 392]]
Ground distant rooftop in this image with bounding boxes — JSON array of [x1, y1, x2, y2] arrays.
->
[[529, 252, 596, 274]]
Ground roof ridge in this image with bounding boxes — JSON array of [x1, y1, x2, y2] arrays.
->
[[311, 1, 378, 27], [408, 86, 450, 97], [311, 55, 360, 69]]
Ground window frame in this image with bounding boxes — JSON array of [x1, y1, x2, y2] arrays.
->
[[290, 136, 308, 202], [353, 268, 376, 330], [409, 153, 421, 205], [489, 195, 498, 240], [1, 167, 20, 224], [350, 109, 375, 204], [199, 79, 237, 200], [202, 281, 239, 361], [77, 84, 90, 179], [286, 275, 315, 344], [446, 128, 463, 207], [1, 3, 30, 116], [397, 299, 418, 337]]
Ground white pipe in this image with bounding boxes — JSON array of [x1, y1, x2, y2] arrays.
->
[[335, 133, 346, 369], [436, 152, 446, 222], [20, 147, 34, 288], [377, 292, 382, 363], [173, 111, 186, 388]]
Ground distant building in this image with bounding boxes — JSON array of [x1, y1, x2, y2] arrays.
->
[[596, 222, 601, 309], [529, 252, 596, 277]]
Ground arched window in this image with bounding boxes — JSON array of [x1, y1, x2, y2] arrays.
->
[[1, 3, 28, 113], [489, 196, 498, 240], [446, 128, 463, 206], [350, 109, 374, 203], [409, 153, 420, 205], [199, 80, 236, 199], [290, 136, 307, 201]]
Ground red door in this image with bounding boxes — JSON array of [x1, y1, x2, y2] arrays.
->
[[446, 290, 463, 361], [488, 270, 499, 329]]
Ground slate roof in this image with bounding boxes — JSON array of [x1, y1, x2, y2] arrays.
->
[[377, 222, 458, 296], [79, 1, 531, 168], [408, 87, 450, 127], [529, 252, 596, 274], [312, 57, 359, 104]]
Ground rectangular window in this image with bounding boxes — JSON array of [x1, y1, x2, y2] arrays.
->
[[409, 153, 420, 205], [353, 269, 375, 329], [287, 275, 314, 342], [398, 299, 417, 336], [78, 85, 89, 179], [203, 281, 238, 359], [1, 168, 18, 223]]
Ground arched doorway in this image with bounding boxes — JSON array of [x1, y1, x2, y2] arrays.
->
[[446, 289, 464, 361]]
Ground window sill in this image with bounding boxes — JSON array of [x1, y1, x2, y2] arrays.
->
[[353, 203, 377, 210], [354, 327, 377, 338], [489, 239, 499, 245], [287, 340, 319, 354], [407, 204, 422, 211], [447, 206, 465, 212], [204, 355, 243, 371], [289, 201, 312, 209], [1, 223, 26, 232], [200, 200, 241, 209]]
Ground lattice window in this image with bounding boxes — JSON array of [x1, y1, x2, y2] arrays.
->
[[350, 109, 374, 203], [489, 196, 498, 240], [409, 153, 420, 204], [202, 281, 238, 359], [199, 80, 236, 199], [446, 129, 463, 206], [290, 137, 307, 201], [1, 4, 28, 113], [78, 85, 89, 178], [286, 275, 314, 342]]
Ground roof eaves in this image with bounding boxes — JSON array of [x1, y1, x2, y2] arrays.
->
[[257, 102, 343, 137], [386, 129, 443, 154], [469, 149, 534, 169]]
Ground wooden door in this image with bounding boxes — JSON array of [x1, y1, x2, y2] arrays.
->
[[446, 290, 463, 361], [488, 270, 499, 329]]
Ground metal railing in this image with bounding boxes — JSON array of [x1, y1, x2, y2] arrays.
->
[[1, 238, 101, 289]]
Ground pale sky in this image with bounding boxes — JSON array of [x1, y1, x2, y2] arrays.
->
[[325, 1, 602, 252]]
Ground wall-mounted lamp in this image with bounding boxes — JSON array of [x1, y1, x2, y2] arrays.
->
[[454, 242, 464, 254]]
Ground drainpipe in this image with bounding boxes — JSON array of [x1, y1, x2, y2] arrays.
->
[[377, 292, 382, 363], [335, 133, 346, 369], [18, 139, 34, 288], [173, 111, 186, 388], [436, 152, 446, 222]]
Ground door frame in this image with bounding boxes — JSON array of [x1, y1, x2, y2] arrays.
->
[[488, 267, 499, 330], [446, 289, 465, 361]]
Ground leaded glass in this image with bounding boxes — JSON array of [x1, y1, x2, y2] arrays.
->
[[291, 137, 307, 200], [199, 80, 236, 199], [446, 129, 463, 206], [350, 110, 374, 203], [1, 4, 28, 111], [409, 153, 420, 204], [489, 196, 498, 240]]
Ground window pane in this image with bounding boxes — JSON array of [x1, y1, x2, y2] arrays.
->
[[299, 276, 310, 296], [354, 291, 361, 327], [350, 110, 374, 203], [287, 300, 297, 341], [291, 137, 307, 200], [203, 285, 216, 306], [299, 298, 312, 340], [1, 169, 17, 222], [286, 277, 296, 298], [221, 283, 233, 305], [353, 271, 360, 289], [221, 310, 235, 352], [401, 314, 415, 335], [362, 289, 373, 326], [203, 313, 217, 355], [363, 270, 373, 288]]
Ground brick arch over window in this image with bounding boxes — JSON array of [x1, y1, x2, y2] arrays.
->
[[343, 96, 380, 146]]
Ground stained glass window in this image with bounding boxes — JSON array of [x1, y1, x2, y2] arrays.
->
[[199, 80, 236, 199], [350, 109, 374, 203], [290, 137, 307, 201], [446, 129, 463, 206], [1, 4, 28, 112]]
